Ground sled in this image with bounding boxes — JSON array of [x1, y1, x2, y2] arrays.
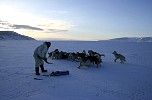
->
[[34, 77, 43, 80], [50, 70, 69, 76], [34, 70, 69, 80]]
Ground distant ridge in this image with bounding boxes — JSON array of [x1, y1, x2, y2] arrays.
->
[[0, 31, 35, 40], [108, 37, 152, 42]]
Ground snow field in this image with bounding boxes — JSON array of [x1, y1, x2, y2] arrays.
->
[[0, 40, 152, 100]]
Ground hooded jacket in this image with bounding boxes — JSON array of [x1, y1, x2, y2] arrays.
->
[[34, 42, 49, 59]]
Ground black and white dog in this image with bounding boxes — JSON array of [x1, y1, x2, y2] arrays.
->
[[77, 52, 102, 68]]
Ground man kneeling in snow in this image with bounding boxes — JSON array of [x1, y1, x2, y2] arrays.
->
[[33, 42, 51, 75]]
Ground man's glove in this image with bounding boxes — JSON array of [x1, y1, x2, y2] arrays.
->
[[43, 58, 48, 63], [42, 58, 53, 64]]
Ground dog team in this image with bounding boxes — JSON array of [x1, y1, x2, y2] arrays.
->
[[48, 49, 126, 68]]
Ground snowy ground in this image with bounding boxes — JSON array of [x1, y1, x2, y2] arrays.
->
[[0, 40, 152, 100]]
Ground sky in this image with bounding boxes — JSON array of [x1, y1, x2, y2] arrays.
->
[[0, 0, 152, 41]]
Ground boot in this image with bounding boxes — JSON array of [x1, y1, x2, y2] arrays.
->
[[35, 67, 40, 75], [40, 65, 47, 72]]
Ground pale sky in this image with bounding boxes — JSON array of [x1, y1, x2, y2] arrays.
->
[[0, 0, 152, 40]]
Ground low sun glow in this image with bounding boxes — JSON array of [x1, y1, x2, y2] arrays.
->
[[0, 5, 74, 40]]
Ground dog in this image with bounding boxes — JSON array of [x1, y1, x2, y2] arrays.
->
[[77, 55, 102, 68], [48, 49, 60, 59], [77, 56, 92, 68], [112, 51, 126, 63], [88, 50, 105, 57]]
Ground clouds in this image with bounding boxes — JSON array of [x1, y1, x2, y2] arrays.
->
[[0, 20, 10, 29], [10, 24, 43, 31], [0, 20, 42, 30], [0, 5, 74, 34], [47, 29, 68, 33], [0, 20, 73, 33]]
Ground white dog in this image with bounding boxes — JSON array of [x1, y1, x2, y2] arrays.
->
[[112, 51, 126, 63]]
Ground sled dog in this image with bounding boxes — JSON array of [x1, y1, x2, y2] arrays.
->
[[112, 51, 126, 63], [77, 55, 101, 68]]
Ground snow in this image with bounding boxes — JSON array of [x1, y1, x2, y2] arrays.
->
[[0, 40, 152, 100]]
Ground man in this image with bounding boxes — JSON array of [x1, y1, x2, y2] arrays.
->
[[33, 42, 51, 75]]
